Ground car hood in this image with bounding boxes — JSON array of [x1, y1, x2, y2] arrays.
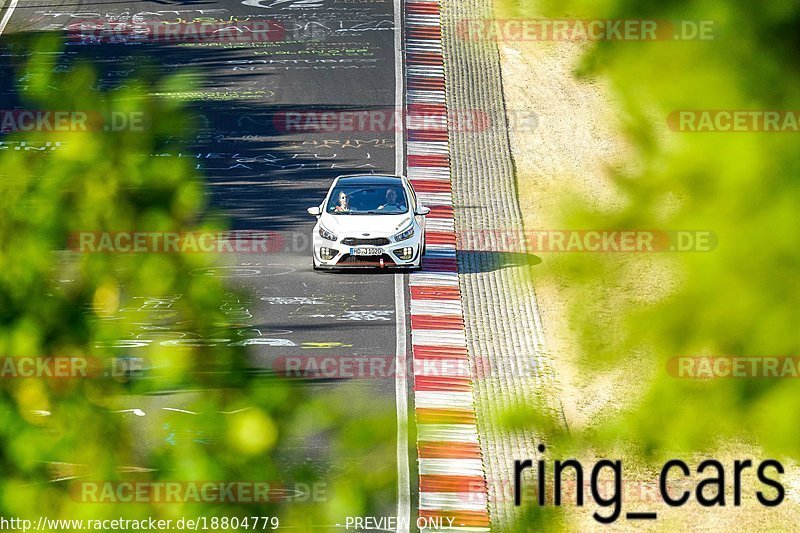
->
[[319, 212, 413, 237]]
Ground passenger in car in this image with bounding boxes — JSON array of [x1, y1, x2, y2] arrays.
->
[[334, 191, 350, 212]]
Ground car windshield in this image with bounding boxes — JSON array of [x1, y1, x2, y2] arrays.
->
[[326, 184, 409, 215]]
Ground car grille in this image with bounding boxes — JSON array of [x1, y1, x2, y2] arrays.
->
[[339, 254, 392, 265], [341, 237, 391, 246]]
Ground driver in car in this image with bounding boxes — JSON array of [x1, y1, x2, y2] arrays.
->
[[377, 189, 405, 212]]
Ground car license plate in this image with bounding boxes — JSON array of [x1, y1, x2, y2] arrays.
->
[[350, 247, 383, 256]]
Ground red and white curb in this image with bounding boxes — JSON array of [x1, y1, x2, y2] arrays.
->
[[405, 1, 490, 530]]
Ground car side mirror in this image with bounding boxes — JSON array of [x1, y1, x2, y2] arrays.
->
[[307, 206, 321, 216], [417, 206, 431, 216]]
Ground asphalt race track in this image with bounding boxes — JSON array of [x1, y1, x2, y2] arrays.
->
[[0, 0, 412, 527]]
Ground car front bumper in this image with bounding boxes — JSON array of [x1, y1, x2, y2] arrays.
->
[[313, 232, 422, 269]]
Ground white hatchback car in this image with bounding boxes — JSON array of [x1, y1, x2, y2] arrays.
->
[[308, 174, 429, 270]]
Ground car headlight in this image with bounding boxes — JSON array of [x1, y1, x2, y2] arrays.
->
[[393, 225, 415, 242], [318, 225, 337, 241]]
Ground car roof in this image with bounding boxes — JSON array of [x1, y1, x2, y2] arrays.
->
[[335, 174, 405, 186]]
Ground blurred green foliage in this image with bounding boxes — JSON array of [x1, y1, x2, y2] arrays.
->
[[494, 0, 800, 456], [0, 35, 396, 528]]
